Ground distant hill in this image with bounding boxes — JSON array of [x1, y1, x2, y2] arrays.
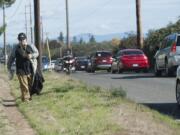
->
[[74, 33, 126, 42]]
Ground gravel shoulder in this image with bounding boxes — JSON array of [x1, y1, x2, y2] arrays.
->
[[0, 70, 36, 135]]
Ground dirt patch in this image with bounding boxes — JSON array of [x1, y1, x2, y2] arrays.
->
[[112, 104, 177, 135], [0, 75, 36, 135]]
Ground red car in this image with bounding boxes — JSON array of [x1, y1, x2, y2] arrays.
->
[[89, 51, 113, 72], [111, 49, 150, 73]]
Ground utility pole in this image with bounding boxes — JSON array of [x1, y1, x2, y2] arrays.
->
[[34, 0, 42, 71], [41, 16, 44, 49], [3, 2, 7, 65], [29, 1, 33, 44], [65, 0, 70, 52], [46, 34, 51, 70], [136, 0, 143, 49], [25, 5, 28, 39]]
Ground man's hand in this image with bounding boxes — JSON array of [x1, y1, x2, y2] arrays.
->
[[27, 54, 32, 59]]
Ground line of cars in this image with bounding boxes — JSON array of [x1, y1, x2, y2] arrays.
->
[[76, 33, 180, 106], [86, 49, 150, 74], [53, 57, 87, 72]]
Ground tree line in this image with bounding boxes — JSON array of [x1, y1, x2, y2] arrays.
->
[[44, 18, 180, 68]]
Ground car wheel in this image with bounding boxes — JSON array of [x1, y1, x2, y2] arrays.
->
[[107, 68, 111, 72], [91, 68, 95, 73], [176, 80, 180, 106], [154, 62, 161, 76], [143, 68, 149, 73]]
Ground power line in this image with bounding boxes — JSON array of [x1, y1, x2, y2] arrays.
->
[[6, 0, 24, 21], [73, 0, 113, 24]]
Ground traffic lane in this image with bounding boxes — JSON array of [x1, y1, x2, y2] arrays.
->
[[71, 71, 176, 104]]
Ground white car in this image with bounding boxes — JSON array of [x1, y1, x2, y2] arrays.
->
[[54, 58, 63, 71], [176, 66, 180, 105], [48, 60, 56, 70]]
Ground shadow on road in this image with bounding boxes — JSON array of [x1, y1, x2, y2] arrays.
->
[[142, 103, 180, 120], [111, 75, 155, 79], [111, 75, 175, 79]]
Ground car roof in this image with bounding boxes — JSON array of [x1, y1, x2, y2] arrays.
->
[[120, 49, 143, 52], [96, 51, 111, 53]]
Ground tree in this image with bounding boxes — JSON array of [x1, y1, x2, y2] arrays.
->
[[120, 32, 137, 49], [0, 0, 15, 36], [111, 38, 121, 47], [89, 35, 96, 43], [72, 36, 77, 45], [0, 0, 15, 7], [58, 32, 64, 43], [79, 37, 84, 45], [0, 25, 6, 35]]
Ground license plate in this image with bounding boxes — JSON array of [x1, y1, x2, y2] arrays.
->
[[81, 66, 85, 68], [132, 64, 139, 67], [102, 60, 107, 62]]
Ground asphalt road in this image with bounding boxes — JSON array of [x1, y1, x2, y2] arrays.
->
[[70, 71, 180, 119]]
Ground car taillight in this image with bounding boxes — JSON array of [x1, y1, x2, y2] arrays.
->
[[143, 55, 148, 60], [171, 42, 176, 53]]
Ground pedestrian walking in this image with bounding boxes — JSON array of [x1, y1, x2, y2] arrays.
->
[[7, 32, 39, 102]]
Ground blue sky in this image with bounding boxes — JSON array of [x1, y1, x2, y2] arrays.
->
[[0, 0, 180, 45]]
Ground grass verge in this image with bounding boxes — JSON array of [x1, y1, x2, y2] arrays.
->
[[8, 71, 180, 135]]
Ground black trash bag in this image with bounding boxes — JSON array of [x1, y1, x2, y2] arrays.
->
[[30, 70, 45, 96]]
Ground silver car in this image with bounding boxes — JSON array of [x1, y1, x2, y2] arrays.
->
[[54, 58, 63, 71], [154, 33, 180, 76]]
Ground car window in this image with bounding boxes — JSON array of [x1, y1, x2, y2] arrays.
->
[[177, 36, 180, 46], [96, 52, 112, 57], [161, 38, 167, 49], [123, 51, 143, 55], [116, 51, 123, 57], [166, 35, 175, 48]]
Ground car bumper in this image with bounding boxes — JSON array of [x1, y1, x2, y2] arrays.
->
[[169, 55, 180, 67], [96, 64, 111, 69], [122, 62, 149, 69]]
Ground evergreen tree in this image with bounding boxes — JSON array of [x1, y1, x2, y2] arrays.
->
[[0, 0, 15, 36], [89, 35, 96, 43], [72, 36, 77, 45], [79, 37, 84, 45], [58, 32, 64, 43], [0, 0, 15, 7], [0, 25, 6, 35]]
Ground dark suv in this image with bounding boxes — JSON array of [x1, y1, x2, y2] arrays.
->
[[89, 51, 113, 72]]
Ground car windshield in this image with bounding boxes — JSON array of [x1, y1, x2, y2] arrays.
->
[[77, 57, 88, 61], [123, 50, 143, 55], [42, 57, 49, 63], [96, 52, 112, 57], [56, 59, 63, 64]]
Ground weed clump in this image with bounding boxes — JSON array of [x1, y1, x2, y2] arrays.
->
[[110, 87, 126, 98]]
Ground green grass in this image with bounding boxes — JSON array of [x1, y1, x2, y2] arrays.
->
[[8, 71, 180, 135], [10, 72, 124, 135]]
